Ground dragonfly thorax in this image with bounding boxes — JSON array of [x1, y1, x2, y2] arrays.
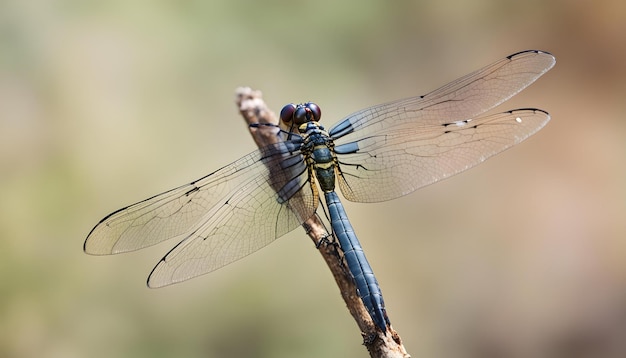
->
[[300, 123, 337, 193], [298, 121, 327, 134]]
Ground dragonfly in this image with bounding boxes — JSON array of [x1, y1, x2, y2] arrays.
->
[[84, 50, 555, 332]]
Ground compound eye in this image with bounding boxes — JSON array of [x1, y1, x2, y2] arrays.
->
[[306, 102, 321, 121], [279, 103, 297, 124], [293, 106, 308, 125]]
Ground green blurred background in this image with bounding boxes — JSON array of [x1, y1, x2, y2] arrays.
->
[[1, 0, 625, 357]]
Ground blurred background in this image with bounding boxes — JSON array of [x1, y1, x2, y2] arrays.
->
[[1, 0, 625, 357]]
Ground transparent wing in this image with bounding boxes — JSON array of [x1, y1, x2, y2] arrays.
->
[[335, 108, 549, 202], [328, 50, 555, 202], [85, 140, 318, 285]]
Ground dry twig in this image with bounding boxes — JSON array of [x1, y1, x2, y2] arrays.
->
[[235, 87, 410, 358]]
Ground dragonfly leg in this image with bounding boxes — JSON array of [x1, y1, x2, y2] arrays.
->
[[314, 233, 333, 249], [248, 122, 279, 129]]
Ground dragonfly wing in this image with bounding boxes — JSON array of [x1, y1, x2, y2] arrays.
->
[[147, 153, 317, 287], [329, 50, 555, 139], [328, 50, 554, 203], [335, 108, 550, 202], [84, 140, 317, 279]]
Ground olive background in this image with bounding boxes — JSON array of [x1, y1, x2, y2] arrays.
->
[[1, 1, 625, 357]]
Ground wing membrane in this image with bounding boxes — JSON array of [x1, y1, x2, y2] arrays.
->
[[85, 140, 317, 284], [147, 168, 317, 286], [335, 109, 550, 202], [329, 50, 554, 138], [328, 50, 555, 202]]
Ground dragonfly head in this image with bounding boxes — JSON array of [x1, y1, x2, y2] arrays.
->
[[280, 102, 322, 128]]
